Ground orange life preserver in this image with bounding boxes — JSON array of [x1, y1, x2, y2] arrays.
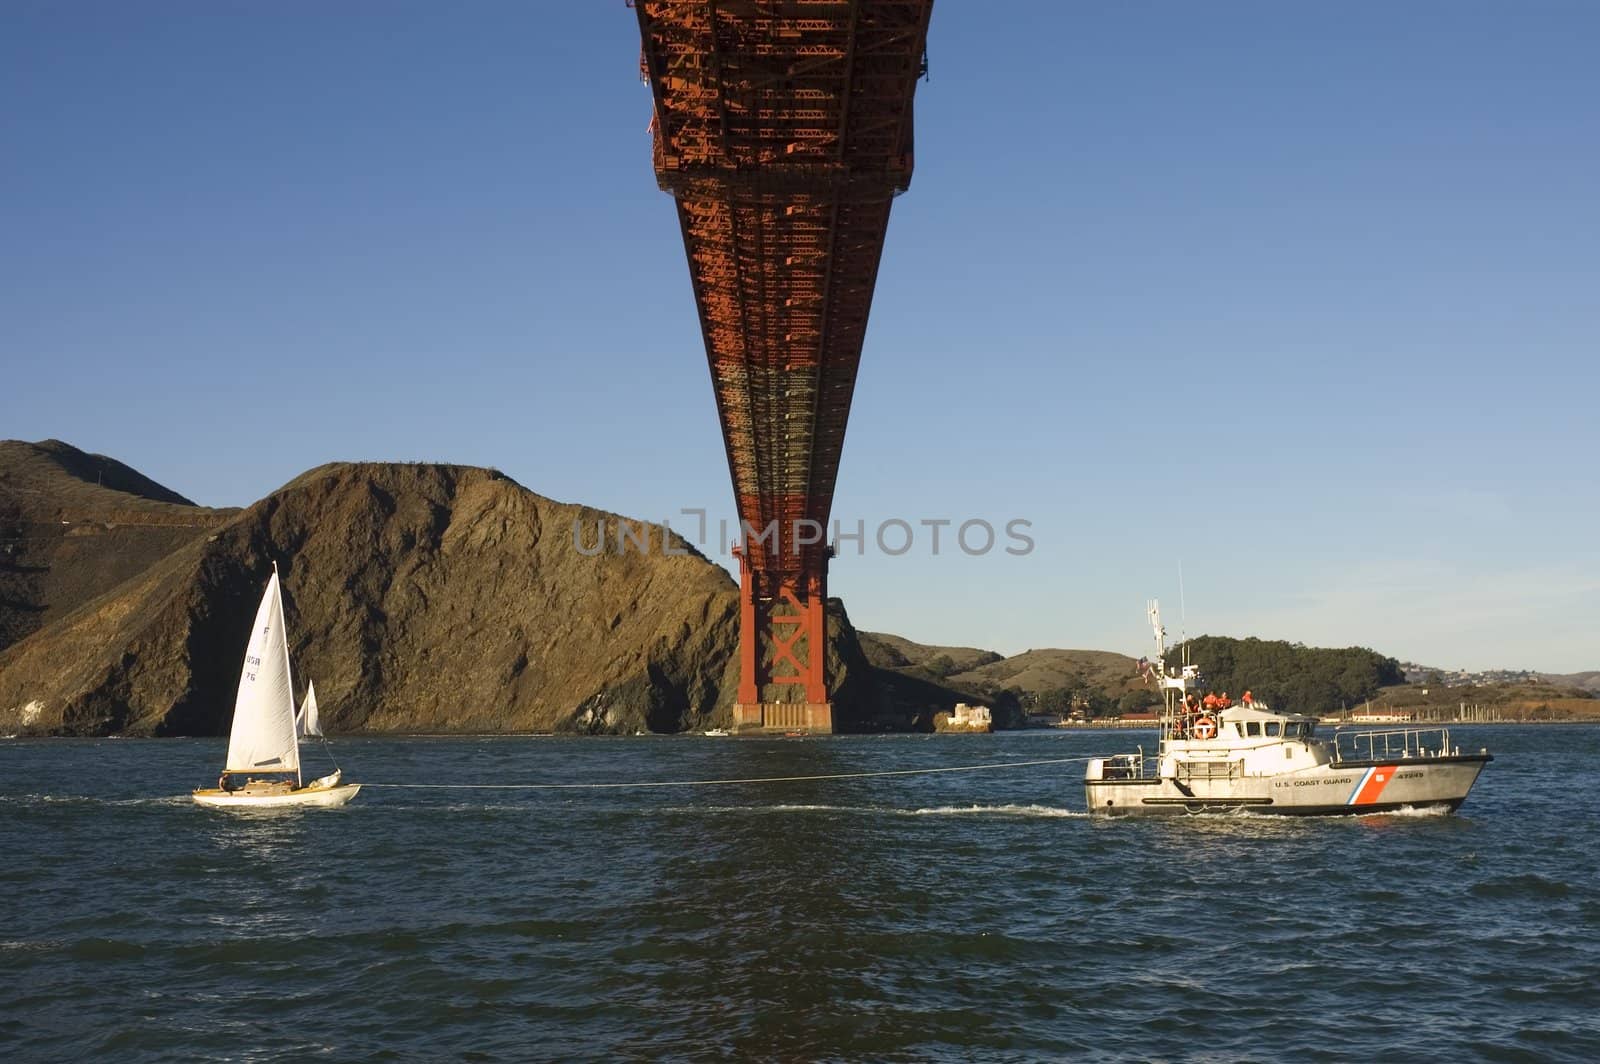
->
[[1192, 716, 1217, 740]]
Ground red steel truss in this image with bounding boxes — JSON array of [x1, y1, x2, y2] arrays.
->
[[635, 0, 933, 731]]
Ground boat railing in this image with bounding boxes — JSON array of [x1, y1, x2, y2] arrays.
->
[[1334, 726, 1457, 763], [1097, 752, 1149, 780], [1176, 759, 1242, 782]]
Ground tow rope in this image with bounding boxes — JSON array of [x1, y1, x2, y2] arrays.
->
[[358, 755, 1094, 791]]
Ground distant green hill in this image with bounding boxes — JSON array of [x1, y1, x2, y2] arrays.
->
[[1164, 635, 1404, 715]]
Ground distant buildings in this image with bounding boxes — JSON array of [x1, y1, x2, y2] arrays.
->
[[1401, 663, 1539, 688], [949, 702, 991, 727], [936, 702, 994, 732]]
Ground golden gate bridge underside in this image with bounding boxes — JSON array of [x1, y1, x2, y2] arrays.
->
[[636, 0, 934, 732]]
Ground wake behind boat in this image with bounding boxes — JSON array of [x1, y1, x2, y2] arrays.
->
[[192, 564, 360, 809], [1085, 602, 1492, 816]]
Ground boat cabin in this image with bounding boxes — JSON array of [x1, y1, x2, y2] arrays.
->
[[1213, 706, 1318, 743], [1167, 705, 1330, 777]]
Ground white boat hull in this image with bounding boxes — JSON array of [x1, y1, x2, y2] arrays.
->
[[1086, 755, 1490, 817], [192, 783, 361, 809]]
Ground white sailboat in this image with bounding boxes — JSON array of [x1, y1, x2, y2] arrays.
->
[[192, 565, 360, 809], [298, 680, 321, 738], [295, 679, 348, 792]]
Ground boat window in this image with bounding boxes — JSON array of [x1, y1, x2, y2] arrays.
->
[[1304, 722, 1316, 738], [1265, 721, 1282, 737], [1284, 722, 1301, 738], [1245, 722, 1261, 737]]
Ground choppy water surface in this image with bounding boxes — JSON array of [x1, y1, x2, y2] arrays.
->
[[3, 726, 1597, 1061]]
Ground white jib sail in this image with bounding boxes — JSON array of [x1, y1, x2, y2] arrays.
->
[[225, 570, 300, 775], [297, 679, 323, 738]]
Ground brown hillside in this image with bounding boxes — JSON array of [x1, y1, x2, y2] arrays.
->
[[0, 439, 235, 651], [1358, 682, 1599, 721], [856, 633, 1148, 721], [948, 648, 1143, 698], [0, 460, 961, 736], [857, 631, 1002, 674], [1539, 671, 1600, 694], [2, 438, 199, 511]]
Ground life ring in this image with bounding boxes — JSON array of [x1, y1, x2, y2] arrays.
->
[[1192, 716, 1217, 740]]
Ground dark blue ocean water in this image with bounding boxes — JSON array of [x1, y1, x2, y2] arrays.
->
[[2, 726, 1597, 1062]]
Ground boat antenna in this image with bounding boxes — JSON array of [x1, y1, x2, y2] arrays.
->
[[1178, 561, 1189, 669]]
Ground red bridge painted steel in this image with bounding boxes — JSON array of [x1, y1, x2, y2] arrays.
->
[[635, 0, 934, 732]]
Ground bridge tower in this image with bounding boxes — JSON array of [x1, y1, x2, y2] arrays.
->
[[636, 1, 934, 733]]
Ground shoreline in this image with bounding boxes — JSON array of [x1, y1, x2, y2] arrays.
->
[[1035, 718, 1600, 729], [7, 719, 1600, 743]]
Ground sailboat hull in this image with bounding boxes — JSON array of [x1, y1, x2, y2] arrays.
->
[[191, 783, 361, 809]]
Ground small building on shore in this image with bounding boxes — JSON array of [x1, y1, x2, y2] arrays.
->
[[1351, 710, 1414, 724], [935, 702, 993, 733]]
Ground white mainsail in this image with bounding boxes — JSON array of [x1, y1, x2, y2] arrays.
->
[[224, 569, 300, 775], [297, 679, 323, 738]]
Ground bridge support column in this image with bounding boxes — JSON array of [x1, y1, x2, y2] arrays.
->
[[732, 545, 833, 734]]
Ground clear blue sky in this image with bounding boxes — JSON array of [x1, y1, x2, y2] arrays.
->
[[3, 2, 1596, 672]]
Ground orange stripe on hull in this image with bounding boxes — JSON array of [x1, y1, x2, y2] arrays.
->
[[1354, 764, 1399, 805]]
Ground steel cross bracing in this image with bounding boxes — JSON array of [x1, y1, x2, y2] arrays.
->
[[636, 0, 933, 590]]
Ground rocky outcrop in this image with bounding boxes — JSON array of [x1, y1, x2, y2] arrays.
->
[[0, 448, 964, 736], [0, 461, 738, 735]]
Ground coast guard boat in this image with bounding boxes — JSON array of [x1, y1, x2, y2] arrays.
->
[[1085, 603, 1492, 816]]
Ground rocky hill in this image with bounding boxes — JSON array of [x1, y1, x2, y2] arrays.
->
[[0, 440, 235, 651], [0, 445, 965, 736]]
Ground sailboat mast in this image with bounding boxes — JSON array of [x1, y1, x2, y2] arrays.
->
[[273, 561, 300, 789]]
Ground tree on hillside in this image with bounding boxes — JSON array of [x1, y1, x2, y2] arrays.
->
[[990, 687, 1024, 729], [1118, 689, 1159, 714], [1035, 687, 1074, 717]]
